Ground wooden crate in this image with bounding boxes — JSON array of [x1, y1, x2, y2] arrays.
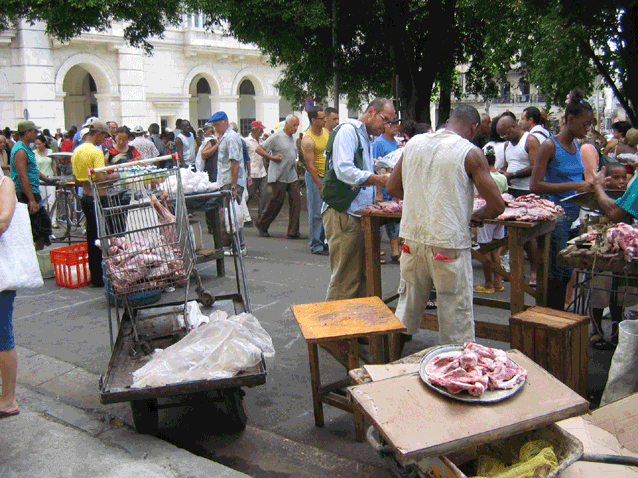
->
[[509, 306, 589, 398]]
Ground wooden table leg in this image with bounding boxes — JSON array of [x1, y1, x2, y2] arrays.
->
[[536, 231, 551, 307], [362, 215, 382, 298], [509, 228, 526, 315], [347, 339, 364, 442], [307, 343, 324, 427]]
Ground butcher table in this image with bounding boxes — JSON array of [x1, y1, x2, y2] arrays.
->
[[355, 209, 558, 343]]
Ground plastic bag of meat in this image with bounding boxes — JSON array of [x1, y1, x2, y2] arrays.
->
[[131, 311, 275, 388]]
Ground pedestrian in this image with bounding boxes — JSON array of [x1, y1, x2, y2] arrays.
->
[[148, 123, 168, 160], [130, 126, 160, 160], [104, 126, 141, 165], [34, 134, 58, 227], [245, 120, 268, 224], [196, 122, 219, 180], [387, 105, 505, 348], [324, 107, 340, 132], [472, 114, 491, 148], [43, 128, 59, 152], [255, 115, 304, 239], [322, 98, 395, 301], [0, 135, 10, 174], [1, 146, 46, 420], [301, 107, 329, 255], [176, 120, 197, 169], [101, 121, 118, 151], [530, 88, 594, 310], [71, 121, 119, 287], [10, 121, 53, 251], [372, 115, 402, 264], [211, 111, 247, 256]]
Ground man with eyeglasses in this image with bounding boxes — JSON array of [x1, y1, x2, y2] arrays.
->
[[496, 114, 541, 287], [323, 97, 395, 301]]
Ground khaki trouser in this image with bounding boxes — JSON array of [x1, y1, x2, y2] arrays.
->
[[395, 239, 475, 344], [323, 208, 365, 301]]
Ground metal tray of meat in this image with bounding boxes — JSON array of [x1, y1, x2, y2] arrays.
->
[[418, 345, 526, 404], [561, 190, 625, 212]]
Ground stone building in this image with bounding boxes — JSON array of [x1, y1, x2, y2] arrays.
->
[[0, 16, 344, 135]]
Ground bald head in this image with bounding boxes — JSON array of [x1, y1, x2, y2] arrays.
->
[[446, 105, 481, 139], [496, 115, 521, 142]]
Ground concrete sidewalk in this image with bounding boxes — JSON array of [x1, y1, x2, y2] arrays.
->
[[0, 347, 250, 478]]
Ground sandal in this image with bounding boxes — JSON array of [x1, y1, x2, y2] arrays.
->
[[590, 334, 616, 351], [391, 254, 401, 264], [473, 285, 496, 294], [494, 286, 505, 292]]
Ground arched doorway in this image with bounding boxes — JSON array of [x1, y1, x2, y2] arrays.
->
[[189, 76, 212, 128], [238, 79, 256, 136], [62, 65, 98, 129]]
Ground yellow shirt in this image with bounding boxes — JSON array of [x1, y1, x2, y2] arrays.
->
[[72, 143, 105, 182], [304, 128, 329, 177]]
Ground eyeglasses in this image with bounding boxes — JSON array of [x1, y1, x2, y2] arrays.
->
[[379, 114, 397, 125]]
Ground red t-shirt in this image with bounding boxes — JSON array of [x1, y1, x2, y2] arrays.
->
[[60, 139, 73, 152]]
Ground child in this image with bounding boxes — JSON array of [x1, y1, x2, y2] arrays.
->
[[474, 145, 508, 294], [589, 163, 632, 350]]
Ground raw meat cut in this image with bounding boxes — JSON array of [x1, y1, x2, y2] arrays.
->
[[473, 193, 563, 223], [362, 199, 403, 214], [425, 343, 527, 397]]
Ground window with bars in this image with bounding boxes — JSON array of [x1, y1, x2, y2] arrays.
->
[[240, 118, 254, 137]]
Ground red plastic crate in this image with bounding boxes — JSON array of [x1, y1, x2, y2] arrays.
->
[[50, 242, 91, 288]]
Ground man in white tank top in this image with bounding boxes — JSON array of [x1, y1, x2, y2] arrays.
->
[[496, 114, 541, 286], [386, 105, 505, 348]]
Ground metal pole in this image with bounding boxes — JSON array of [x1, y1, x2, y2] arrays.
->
[[332, 0, 338, 110]]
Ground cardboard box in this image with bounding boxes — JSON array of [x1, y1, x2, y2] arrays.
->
[[558, 392, 638, 477]]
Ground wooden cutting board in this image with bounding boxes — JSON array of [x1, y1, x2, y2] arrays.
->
[[349, 350, 589, 465]]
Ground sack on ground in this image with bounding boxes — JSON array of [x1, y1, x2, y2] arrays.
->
[[600, 319, 638, 405], [131, 311, 275, 388]]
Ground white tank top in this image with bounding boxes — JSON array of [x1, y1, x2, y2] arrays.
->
[[178, 132, 197, 166], [505, 132, 531, 190], [400, 130, 475, 249]]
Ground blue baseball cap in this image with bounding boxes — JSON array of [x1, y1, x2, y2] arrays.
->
[[209, 111, 228, 122]]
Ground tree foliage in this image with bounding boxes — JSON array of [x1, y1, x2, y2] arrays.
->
[[2, 0, 637, 123]]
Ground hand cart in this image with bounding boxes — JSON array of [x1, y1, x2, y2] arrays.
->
[[91, 157, 266, 436]]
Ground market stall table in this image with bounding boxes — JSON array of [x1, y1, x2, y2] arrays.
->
[[355, 209, 558, 341], [291, 296, 406, 441], [348, 347, 589, 466]]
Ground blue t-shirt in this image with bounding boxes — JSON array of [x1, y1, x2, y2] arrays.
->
[[616, 181, 638, 219], [372, 135, 398, 159], [373, 135, 398, 200], [10, 141, 40, 195], [73, 130, 82, 151]]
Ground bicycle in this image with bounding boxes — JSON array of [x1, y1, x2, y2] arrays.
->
[[48, 179, 86, 243]]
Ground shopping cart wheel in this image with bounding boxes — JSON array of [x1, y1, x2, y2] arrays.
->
[[220, 388, 247, 433], [130, 399, 159, 436], [199, 291, 215, 308]]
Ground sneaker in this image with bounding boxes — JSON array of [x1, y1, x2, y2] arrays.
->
[[241, 247, 247, 256], [501, 252, 510, 273], [224, 247, 248, 256], [244, 221, 254, 228]]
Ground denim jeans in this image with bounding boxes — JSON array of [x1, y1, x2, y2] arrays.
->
[[305, 171, 325, 253]]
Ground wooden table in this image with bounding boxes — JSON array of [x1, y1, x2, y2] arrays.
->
[[356, 210, 557, 341], [348, 348, 589, 465], [291, 296, 406, 441]]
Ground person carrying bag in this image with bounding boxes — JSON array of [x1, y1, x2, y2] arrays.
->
[[0, 174, 43, 419]]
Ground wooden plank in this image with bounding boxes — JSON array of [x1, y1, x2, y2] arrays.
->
[[361, 215, 382, 298], [519, 218, 558, 244], [420, 313, 510, 343], [349, 350, 590, 465], [520, 323, 536, 361], [509, 321, 523, 350], [320, 394, 352, 412], [476, 237, 508, 255], [546, 329, 564, 383], [308, 343, 324, 427], [518, 306, 590, 324], [472, 297, 520, 310], [535, 231, 551, 307], [535, 327, 548, 370], [508, 228, 527, 315], [578, 322, 589, 398], [354, 209, 402, 219], [569, 327, 580, 394], [291, 297, 406, 342]]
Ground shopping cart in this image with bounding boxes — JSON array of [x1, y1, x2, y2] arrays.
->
[[91, 157, 265, 436]]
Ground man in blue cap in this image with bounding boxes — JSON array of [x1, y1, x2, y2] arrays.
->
[[211, 111, 247, 256]]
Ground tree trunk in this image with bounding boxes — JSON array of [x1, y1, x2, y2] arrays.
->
[[620, 6, 638, 125], [438, 83, 452, 126]]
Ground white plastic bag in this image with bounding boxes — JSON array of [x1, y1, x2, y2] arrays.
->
[[185, 300, 210, 328], [224, 198, 244, 234], [0, 202, 44, 291], [131, 311, 275, 388], [600, 319, 638, 405]]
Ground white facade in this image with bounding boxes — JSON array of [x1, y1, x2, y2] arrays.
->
[[0, 19, 345, 135]]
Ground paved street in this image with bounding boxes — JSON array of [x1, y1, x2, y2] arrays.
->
[[10, 193, 612, 477]]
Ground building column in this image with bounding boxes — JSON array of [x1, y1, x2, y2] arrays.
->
[[213, 95, 239, 123], [14, 20, 57, 130], [188, 97, 198, 126], [94, 93, 120, 123], [208, 95, 221, 120], [116, 45, 147, 127], [254, 96, 280, 131]]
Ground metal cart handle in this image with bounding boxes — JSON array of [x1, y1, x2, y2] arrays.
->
[[90, 154, 176, 174]]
